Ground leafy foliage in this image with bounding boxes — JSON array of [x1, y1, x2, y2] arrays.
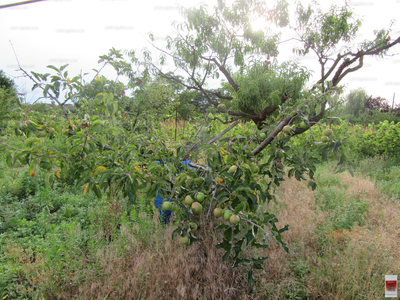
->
[[0, 71, 20, 132], [340, 88, 368, 118]]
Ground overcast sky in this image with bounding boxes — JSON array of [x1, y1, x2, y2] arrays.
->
[[1, 0, 400, 105]]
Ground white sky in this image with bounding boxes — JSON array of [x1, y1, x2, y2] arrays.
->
[[1, 0, 400, 105]]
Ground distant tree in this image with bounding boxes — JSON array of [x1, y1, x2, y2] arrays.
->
[[364, 95, 390, 113], [0, 70, 16, 91], [191, 90, 214, 112], [76, 75, 133, 112], [177, 89, 198, 120], [130, 76, 176, 124], [79, 75, 126, 102], [339, 90, 400, 125], [0, 70, 20, 133], [340, 88, 368, 117]]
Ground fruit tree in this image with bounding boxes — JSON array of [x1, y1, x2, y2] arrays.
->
[[1, 0, 399, 286]]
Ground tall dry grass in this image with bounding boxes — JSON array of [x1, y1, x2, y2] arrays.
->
[[51, 216, 252, 300], [255, 168, 400, 299]]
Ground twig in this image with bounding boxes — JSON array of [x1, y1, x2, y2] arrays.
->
[[236, 213, 270, 240], [206, 184, 219, 219]]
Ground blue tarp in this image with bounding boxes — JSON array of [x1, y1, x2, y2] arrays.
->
[[154, 160, 194, 224]]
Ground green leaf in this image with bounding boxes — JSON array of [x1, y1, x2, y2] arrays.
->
[[222, 250, 231, 261], [278, 224, 290, 234], [232, 258, 250, 268], [60, 64, 69, 71], [5, 151, 13, 167], [39, 157, 52, 171], [316, 103, 321, 115], [252, 242, 269, 249], [233, 202, 243, 215], [263, 212, 277, 223], [232, 238, 245, 260], [308, 180, 317, 191], [295, 170, 305, 181], [127, 191, 136, 204], [224, 227, 233, 241], [322, 148, 328, 161], [215, 223, 230, 230], [334, 140, 341, 154], [172, 227, 179, 240], [92, 184, 102, 198], [216, 238, 231, 252], [247, 269, 255, 287], [46, 65, 60, 72], [245, 229, 255, 245]]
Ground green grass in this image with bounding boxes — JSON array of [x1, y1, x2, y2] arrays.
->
[[0, 163, 163, 299], [351, 157, 400, 200]]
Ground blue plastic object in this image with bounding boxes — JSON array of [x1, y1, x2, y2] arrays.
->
[[154, 160, 194, 224]]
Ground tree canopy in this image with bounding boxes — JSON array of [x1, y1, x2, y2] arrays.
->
[[145, 0, 398, 147], [0, 70, 20, 132]]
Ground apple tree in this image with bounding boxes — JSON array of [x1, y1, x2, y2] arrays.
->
[[1, 0, 399, 287], [141, 0, 400, 283]]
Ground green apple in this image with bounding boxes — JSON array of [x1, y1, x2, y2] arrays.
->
[[299, 121, 308, 129], [230, 215, 240, 225], [184, 195, 194, 205], [180, 235, 189, 244], [213, 207, 223, 218], [191, 202, 203, 214], [228, 165, 237, 174], [188, 222, 198, 232], [249, 164, 259, 174], [259, 132, 266, 139], [37, 130, 47, 137], [196, 192, 205, 202], [282, 125, 291, 134], [323, 128, 333, 136], [170, 203, 177, 211], [223, 210, 232, 220], [162, 201, 172, 211]]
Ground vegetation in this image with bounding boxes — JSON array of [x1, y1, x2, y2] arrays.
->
[[0, 70, 20, 133], [337, 88, 400, 126], [1, 0, 400, 298]]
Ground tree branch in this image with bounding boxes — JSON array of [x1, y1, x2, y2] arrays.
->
[[250, 114, 293, 156], [199, 56, 239, 92]]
